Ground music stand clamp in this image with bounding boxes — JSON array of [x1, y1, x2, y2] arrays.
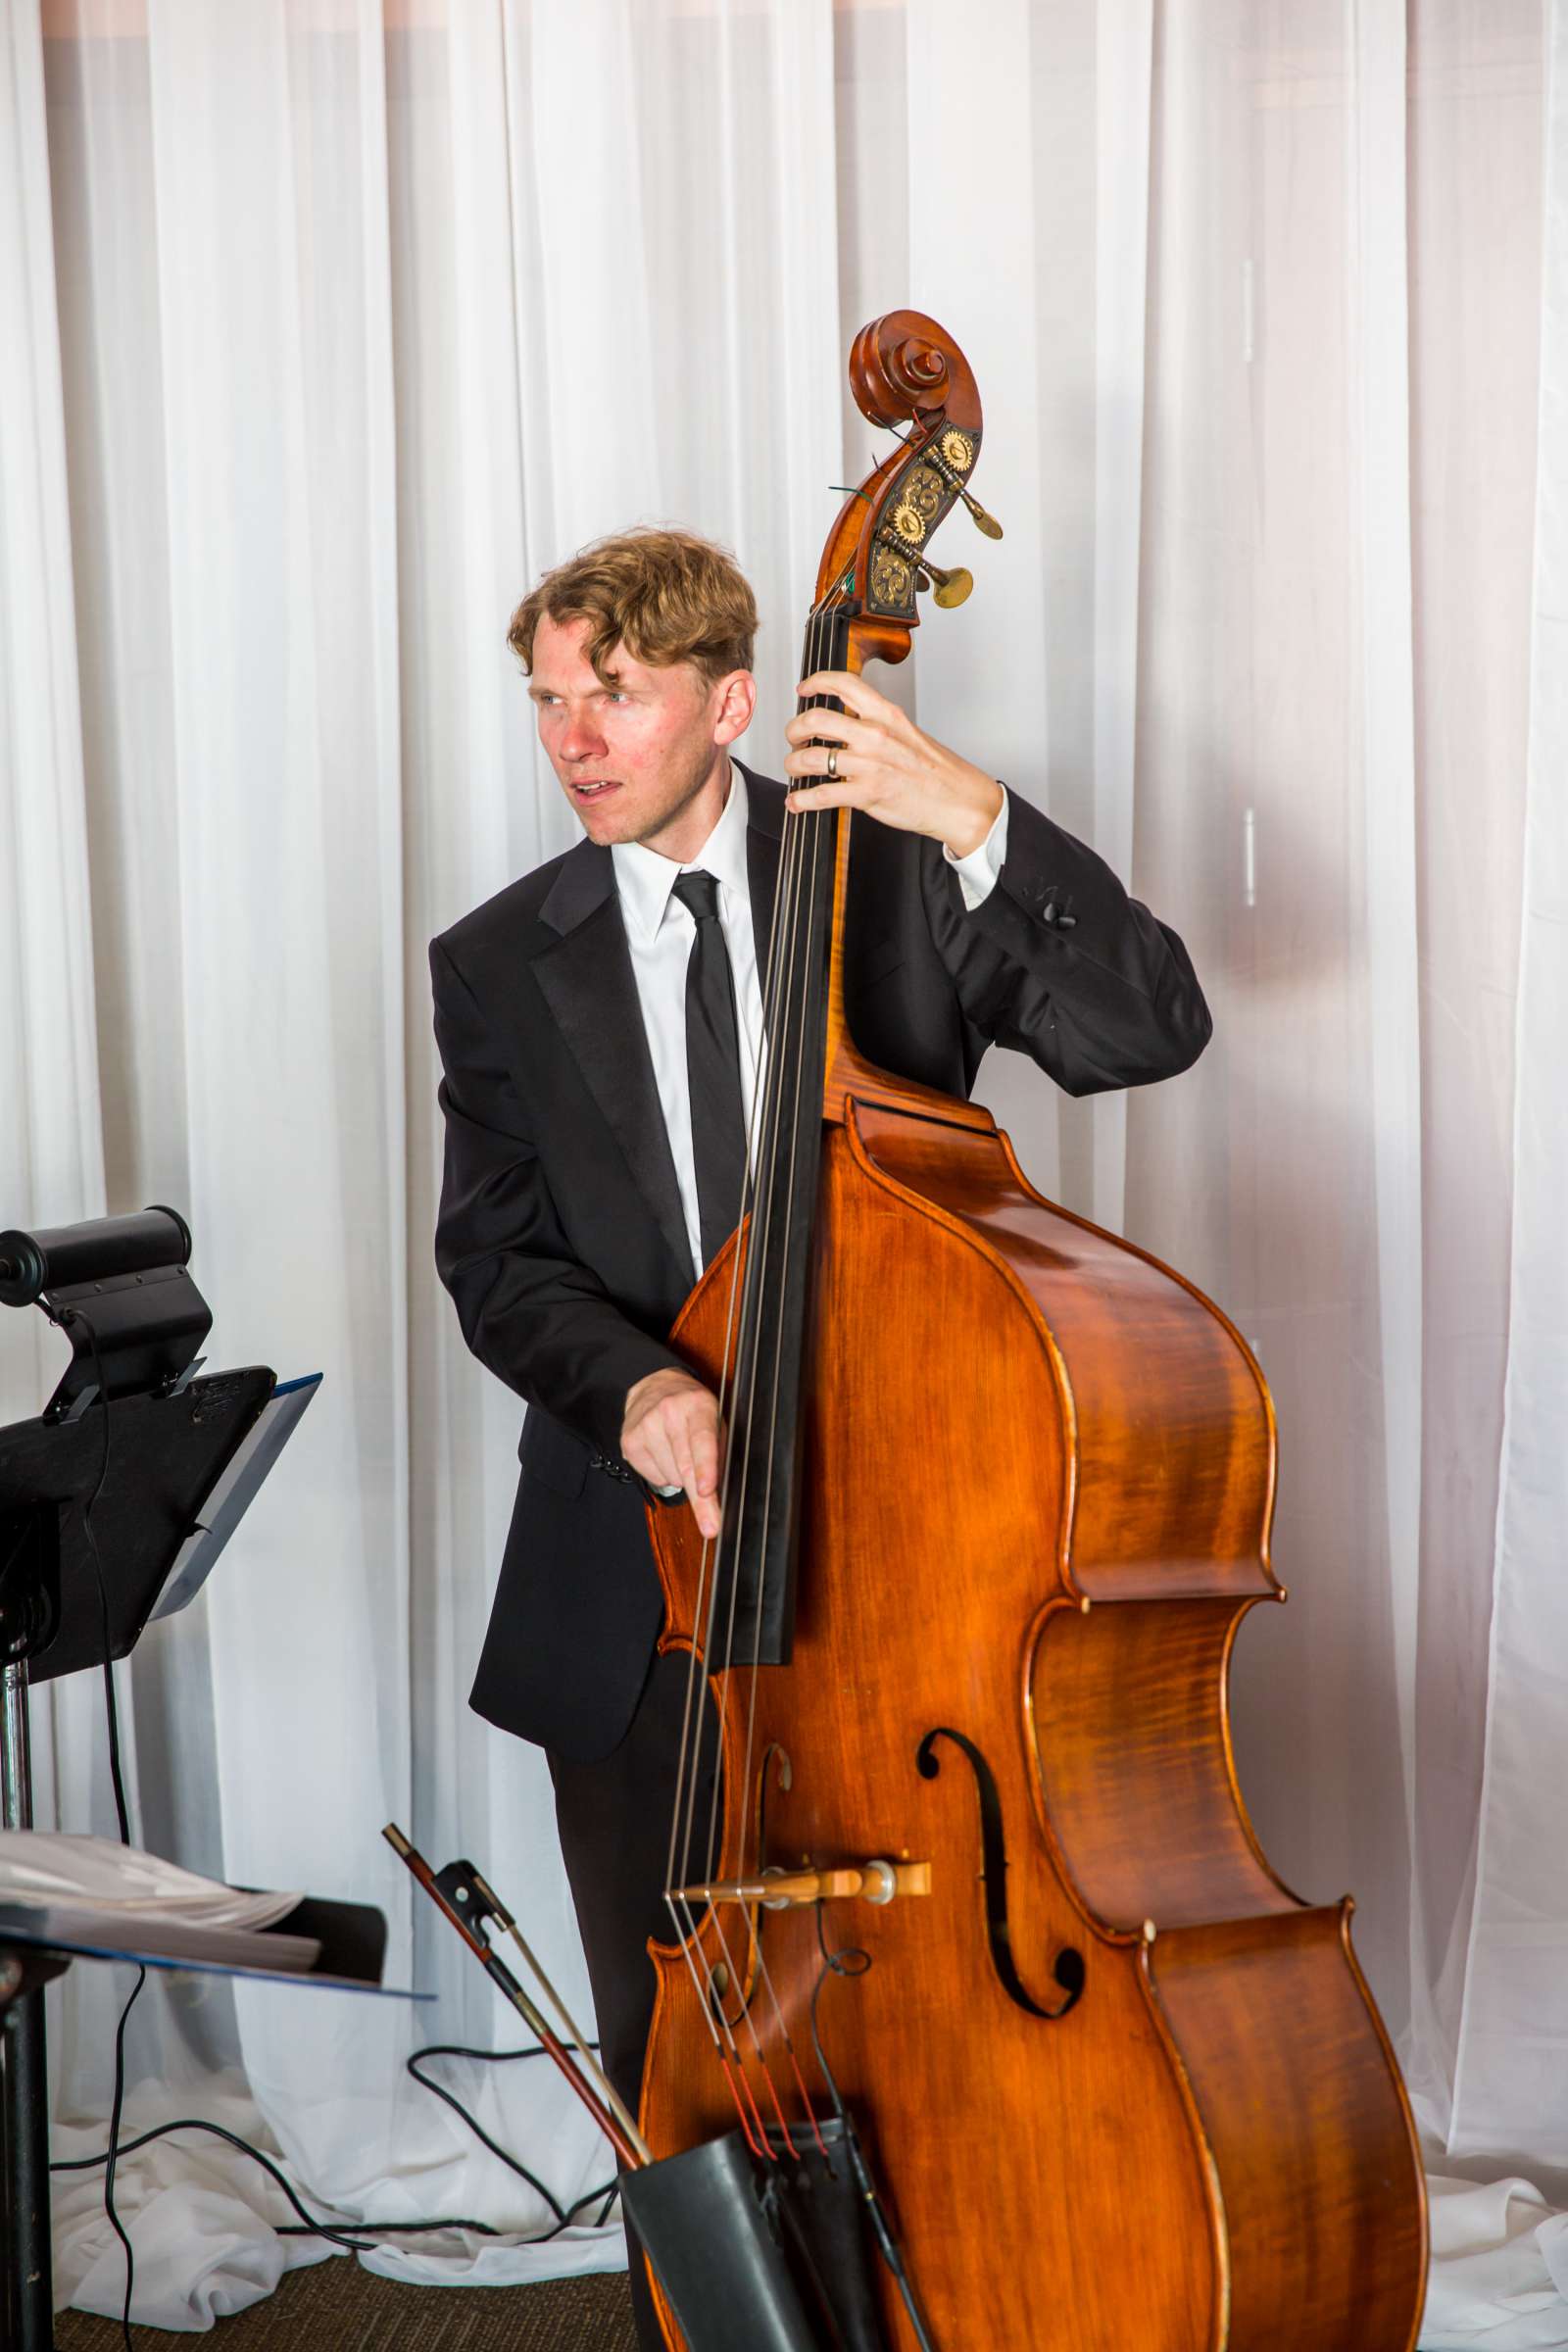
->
[[0, 1209, 320, 2351]]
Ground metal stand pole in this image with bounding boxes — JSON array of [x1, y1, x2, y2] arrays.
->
[[1, 1659, 56, 2351]]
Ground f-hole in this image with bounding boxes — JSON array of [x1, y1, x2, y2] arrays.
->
[[917, 1726, 1085, 2020]]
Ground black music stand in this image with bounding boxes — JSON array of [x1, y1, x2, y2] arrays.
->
[[0, 1211, 352, 2350], [0, 1898, 407, 2352]]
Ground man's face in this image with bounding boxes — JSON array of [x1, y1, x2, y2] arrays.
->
[[528, 612, 746, 856]]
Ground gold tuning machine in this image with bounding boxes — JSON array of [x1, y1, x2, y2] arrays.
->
[[915, 559, 974, 610], [889, 424, 1004, 539]]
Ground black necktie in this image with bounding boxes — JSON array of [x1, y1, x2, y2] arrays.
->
[[671, 870, 748, 1268]]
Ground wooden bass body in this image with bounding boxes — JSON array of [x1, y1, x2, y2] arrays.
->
[[642, 1088, 1427, 2350]]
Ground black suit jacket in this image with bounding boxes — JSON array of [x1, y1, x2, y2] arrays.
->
[[431, 762, 1210, 1762]]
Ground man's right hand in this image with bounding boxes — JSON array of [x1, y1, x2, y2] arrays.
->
[[621, 1368, 724, 1542]]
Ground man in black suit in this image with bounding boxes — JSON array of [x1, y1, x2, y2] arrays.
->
[[431, 527, 1209, 2339]]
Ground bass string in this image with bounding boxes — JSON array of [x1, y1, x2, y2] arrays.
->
[[718, 603, 846, 2080], [668, 589, 847, 2136], [659, 610, 835, 2159], [659, 590, 837, 2097], [662, 717, 800, 1911], [693, 586, 845, 1880], [691, 682, 838, 2130], [675, 593, 849, 2127], [668, 591, 832, 1963], [703, 591, 851, 2145], [665, 589, 824, 1901], [727, 722, 831, 1860], [665, 713, 812, 1977], [663, 645, 826, 2088], [656, 711, 817, 2138], [662, 698, 807, 1908], [706, 595, 846, 1885]]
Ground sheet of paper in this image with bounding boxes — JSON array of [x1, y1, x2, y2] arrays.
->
[[0, 1832, 300, 1932]]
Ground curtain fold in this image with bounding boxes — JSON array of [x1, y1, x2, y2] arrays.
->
[[0, 0, 1561, 2336], [1404, 0, 1544, 2189], [1447, 0, 1568, 2179], [0, 0, 101, 1245], [905, 0, 1064, 1200], [1348, 0, 1426, 1937], [1085, 0, 1152, 1239], [0, 0, 139, 2248]]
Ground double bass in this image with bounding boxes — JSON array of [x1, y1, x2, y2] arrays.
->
[[635, 314, 1427, 2349]]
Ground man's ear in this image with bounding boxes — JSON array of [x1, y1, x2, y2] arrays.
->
[[712, 668, 757, 748]]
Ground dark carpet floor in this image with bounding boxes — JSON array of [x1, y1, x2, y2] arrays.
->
[[54, 2259, 639, 2350]]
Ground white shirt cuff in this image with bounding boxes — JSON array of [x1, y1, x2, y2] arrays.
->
[[943, 790, 1008, 912]]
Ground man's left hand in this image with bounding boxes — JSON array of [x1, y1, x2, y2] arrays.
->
[[783, 671, 1004, 859]]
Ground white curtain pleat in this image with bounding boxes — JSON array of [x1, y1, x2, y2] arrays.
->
[[0, 0, 156, 2221], [1401, 0, 1545, 2181], [5, 0, 1567, 2333], [1448, 0, 1568, 2175], [1086, 0, 1153, 1240], [0, 0, 102, 1284], [391, 0, 642, 2277], [23, 4, 265, 2238], [139, 0, 416, 2217], [1128, 0, 1419, 2045], [1348, 0, 1426, 2026], [904, 0, 1063, 1200]]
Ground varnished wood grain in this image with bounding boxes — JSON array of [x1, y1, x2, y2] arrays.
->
[[638, 1102, 1426, 2349]]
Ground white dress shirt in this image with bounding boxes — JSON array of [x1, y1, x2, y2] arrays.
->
[[611, 766, 1007, 1272]]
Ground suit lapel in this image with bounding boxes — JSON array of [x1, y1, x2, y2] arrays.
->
[[531, 842, 696, 1288], [740, 762, 785, 993]]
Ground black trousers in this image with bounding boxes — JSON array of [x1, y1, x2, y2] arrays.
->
[[548, 1649, 718, 2352]]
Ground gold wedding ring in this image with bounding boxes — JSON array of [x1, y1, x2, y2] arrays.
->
[[826, 746, 839, 780]]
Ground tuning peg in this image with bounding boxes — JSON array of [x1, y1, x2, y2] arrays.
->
[[916, 558, 974, 609], [960, 491, 1004, 541]]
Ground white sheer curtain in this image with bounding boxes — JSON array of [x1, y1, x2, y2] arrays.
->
[[1, 0, 1564, 2338], [1448, 0, 1568, 2181]]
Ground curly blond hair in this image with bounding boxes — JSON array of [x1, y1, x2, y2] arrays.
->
[[507, 526, 757, 689]]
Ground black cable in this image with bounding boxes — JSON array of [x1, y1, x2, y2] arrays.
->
[[51, 2045, 622, 2250], [405, 2041, 620, 2239], [405, 2043, 567, 2223], [100, 1965, 145, 2350], [590, 2178, 619, 2229], [52, 2115, 493, 2252], [279, 2174, 618, 2235]]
